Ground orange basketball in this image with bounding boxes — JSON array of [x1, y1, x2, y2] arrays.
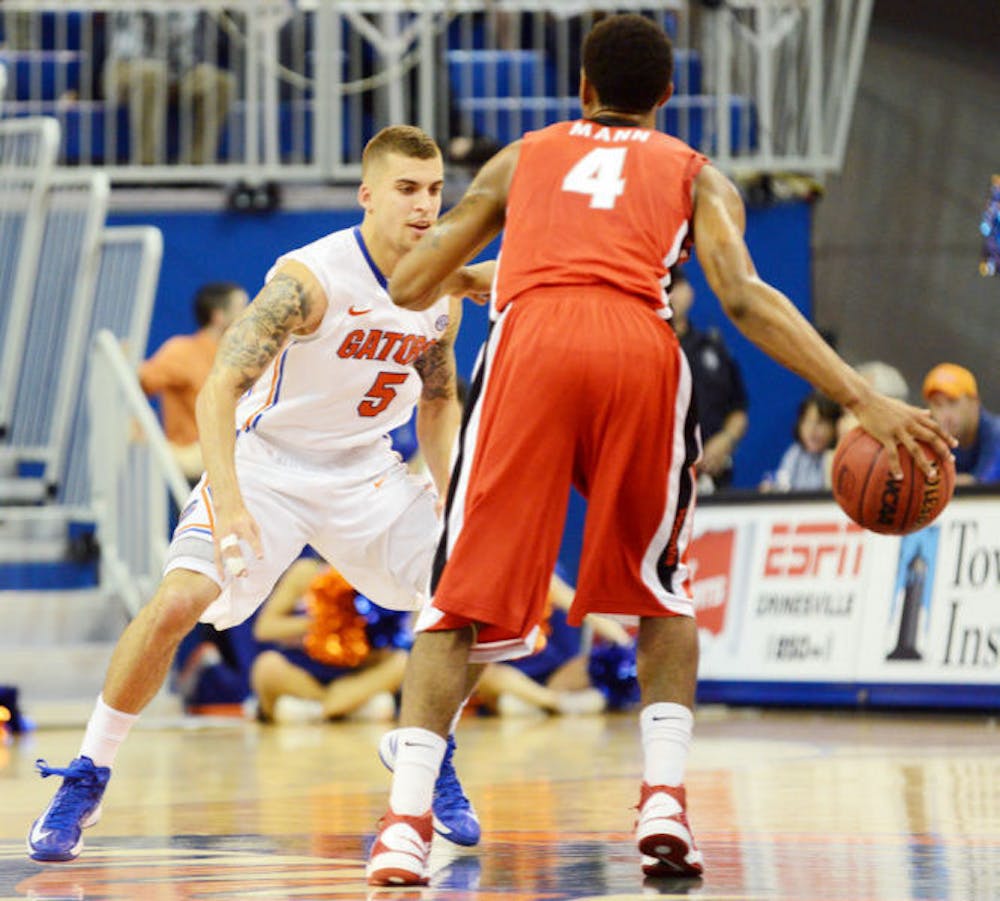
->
[[831, 426, 955, 534]]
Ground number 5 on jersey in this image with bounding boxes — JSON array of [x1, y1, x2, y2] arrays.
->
[[359, 372, 409, 417], [561, 147, 627, 210]]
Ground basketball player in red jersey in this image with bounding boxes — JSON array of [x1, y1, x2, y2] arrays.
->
[[366, 14, 955, 886]]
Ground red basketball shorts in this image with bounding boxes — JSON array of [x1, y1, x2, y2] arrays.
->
[[415, 286, 700, 662]]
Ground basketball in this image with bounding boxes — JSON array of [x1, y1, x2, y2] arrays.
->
[[831, 426, 955, 534]]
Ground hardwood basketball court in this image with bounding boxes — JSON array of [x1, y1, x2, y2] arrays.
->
[[3, 705, 999, 899]]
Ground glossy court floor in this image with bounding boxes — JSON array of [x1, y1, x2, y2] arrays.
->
[[2, 706, 999, 900]]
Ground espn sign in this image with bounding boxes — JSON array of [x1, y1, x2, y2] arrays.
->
[[689, 528, 736, 636], [763, 522, 865, 580]]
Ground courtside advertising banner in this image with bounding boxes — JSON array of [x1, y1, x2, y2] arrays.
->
[[855, 498, 1000, 684], [691, 493, 1000, 697]]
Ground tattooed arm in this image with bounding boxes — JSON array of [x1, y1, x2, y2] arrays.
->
[[414, 296, 464, 501], [195, 260, 326, 575], [389, 141, 519, 311]]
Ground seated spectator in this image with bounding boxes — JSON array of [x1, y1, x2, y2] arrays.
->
[[139, 281, 247, 481], [762, 392, 841, 492], [669, 267, 748, 492], [472, 570, 636, 717], [172, 619, 258, 715], [251, 556, 410, 723], [103, 11, 235, 165], [836, 360, 910, 441], [923, 363, 1000, 485]]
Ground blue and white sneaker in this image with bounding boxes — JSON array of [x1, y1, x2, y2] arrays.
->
[[27, 756, 110, 862], [378, 732, 481, 847]]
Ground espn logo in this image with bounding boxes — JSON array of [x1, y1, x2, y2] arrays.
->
[[763, 522, 865, 579]]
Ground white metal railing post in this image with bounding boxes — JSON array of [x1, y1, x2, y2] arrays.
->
[[831, 0, 874, 170], [0, 117, 60, 438], [315, 1, 334, 176], [715, 6, 733, 165], [89, 330, 189, 618], [245, 2, 261, 169], [757, 2, 774, 165], [257, 4, 282, 169], [417, 9, 434, 138], [807, 0, 824, 167], [380, 9, 403, 126]]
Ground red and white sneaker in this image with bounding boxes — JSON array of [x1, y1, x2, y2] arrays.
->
[[366, 808, 433, 886], [636, 782, 705, 878]]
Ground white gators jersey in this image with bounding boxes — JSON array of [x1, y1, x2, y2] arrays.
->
[[234, 226, 451, 460]]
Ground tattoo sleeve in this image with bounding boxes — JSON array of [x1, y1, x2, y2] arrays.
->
[[215, 273, 312, 392], [414, 338, 456, 401]]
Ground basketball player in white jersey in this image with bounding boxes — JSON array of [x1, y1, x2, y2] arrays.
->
[[28, 125, 492, 863]]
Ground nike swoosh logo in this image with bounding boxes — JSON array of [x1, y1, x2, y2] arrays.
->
[[373, 478, 385, 489], [402, 741, 434, 749], [30, 821, 53, 844], [348, 306, 372, 316], [381, 824, 428, 857]]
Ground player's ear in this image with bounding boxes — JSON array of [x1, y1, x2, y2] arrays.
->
[[579, 71, 595, 107], [657, 82, 674, 109], [358, 182, 372, 213]]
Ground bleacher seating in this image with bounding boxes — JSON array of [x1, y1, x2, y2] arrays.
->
[[0, 6, 757, 170]]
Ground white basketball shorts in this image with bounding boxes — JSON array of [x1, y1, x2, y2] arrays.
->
[[165, 432, 439, 629]]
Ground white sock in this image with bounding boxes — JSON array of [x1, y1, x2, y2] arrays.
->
[[640, 702, 693, 786], [79, 694, 139, 768], [448, 697, 469, 737], [388, 727, 447, 816]]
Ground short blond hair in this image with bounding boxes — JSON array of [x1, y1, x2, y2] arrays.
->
[[361, 125, 441, 177]]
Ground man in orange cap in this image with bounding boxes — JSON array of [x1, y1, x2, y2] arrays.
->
[[923, 363, 1000, 484]]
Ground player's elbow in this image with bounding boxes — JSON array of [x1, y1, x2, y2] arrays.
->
[[714, 272, 758, 322], [388, 278, 434, 312]]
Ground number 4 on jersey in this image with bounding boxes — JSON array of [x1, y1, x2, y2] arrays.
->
[[561, 147, 627, 210]]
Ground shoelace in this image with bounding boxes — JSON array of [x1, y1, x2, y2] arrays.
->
[[35, 759, 101, 829]]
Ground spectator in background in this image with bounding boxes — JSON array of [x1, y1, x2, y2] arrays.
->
[[762, 392, 841, 492], [836, 360, 910, 441], [103, 11, 235, 165], [139, 281, 248, 481], [669, 266, 748, 491], [473, 569, 625, 717], [923, 363, 1000, 485], [251, 556, 410, 723]]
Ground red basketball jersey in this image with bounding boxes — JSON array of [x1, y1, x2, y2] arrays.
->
[[495, 119, 708, 312]]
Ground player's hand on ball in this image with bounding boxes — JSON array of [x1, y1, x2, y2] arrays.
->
[[847, 393, 955, 480]]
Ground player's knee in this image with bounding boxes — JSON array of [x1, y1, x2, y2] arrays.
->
[[147, 572, 219, 639]]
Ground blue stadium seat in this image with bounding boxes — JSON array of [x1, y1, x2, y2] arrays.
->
[[39, 11, 84, 51], [455, 93, 757, 154], [0, 50, 83, 102], [447, 49, 548, 100]]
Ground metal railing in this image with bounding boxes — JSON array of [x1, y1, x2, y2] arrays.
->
[[0, 1, 873, 182], [700, 0, 874, 175], [89, 329, 189, 617], [61, 226, 163, 508], [0, 117, 59, 426], [0, 170, 108, 501]]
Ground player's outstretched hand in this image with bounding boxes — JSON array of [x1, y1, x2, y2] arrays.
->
[[213, 504, 264, 580], [445, 260, 496, 305], [849, 393, 956, 481]]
